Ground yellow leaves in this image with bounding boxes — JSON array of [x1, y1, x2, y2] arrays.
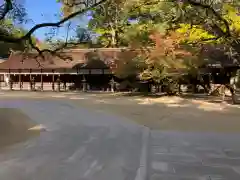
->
[[94, 28, 111, 34], [176, 4, 240, 39], [176, 24, 216, 42], [61, 6, 73, 17], [223, 4, 240, 34]]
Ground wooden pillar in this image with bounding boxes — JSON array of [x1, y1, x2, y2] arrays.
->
[[9, 76, 13, 90], [63, 75, 66, 91], [0, 75, 2, 90], [63, 69, 67, 91], [7, 69, 10, 88], [0, 74, 2, 90], [82, 75, 86, 92], [19, 74, 22, 90], [32, 76, 36, 90], [29, 69, 32, 91], [57, 75, 61, 92], [29, 74, 32, 91], [52, 73, 55, 91], [41, 73, 43, 91]]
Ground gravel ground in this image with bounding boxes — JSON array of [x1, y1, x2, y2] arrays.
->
[[0, 91, 240, 132], [0, 97, 142, 180], [0, 92, 240, 180], [65, 93, 240, 133]]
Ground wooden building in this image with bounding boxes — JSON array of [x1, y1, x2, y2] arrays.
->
[[0, 48, 127, 91], [200, 44, 240, 84]]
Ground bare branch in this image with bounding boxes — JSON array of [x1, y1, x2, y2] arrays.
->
[[27, 38, 42, 66], [0, 0, 13, 20], [27, 22, 87, 63], [0, 0, 106, 43]]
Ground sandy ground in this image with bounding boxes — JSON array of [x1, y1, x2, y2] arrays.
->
[[62, 93, 240, 133], [0, 91, 240, 133], [0, 99, 142, 180], [0, 92, 240, 179]]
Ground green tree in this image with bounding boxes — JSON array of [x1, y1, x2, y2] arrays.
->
[[0, 18, 37, 57], [0, 0, 107, 54], [87, 0, 131, 47]]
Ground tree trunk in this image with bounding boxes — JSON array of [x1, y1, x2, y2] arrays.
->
[[225, 84, 237, 104], [110, 23, 117, 48], [192, 84, 197, 93], [178, 83, 181, 94]]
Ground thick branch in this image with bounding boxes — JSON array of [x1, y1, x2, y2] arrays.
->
[[0, 0, 13, 20], [187, 0, 231, 38], [0, 0, 106, 43], [28, 22, 91, 63]]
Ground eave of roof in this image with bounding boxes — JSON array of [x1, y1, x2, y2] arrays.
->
[[0, 48, 135, 70]]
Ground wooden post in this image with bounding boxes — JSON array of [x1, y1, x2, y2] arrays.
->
[[40, 69, 43, 91], [0, 74, 2, 90], [57, 75, 61, 92], [29, 75, 32, 91], [29, 69, 32, 91], [82, 75, 86, 92], [9, 77, 13, 90], [19, 74, 22, 90], [52, 73, 55, 91], [0, 75, 2, 90], [41, 74, 43, 91], [63, 69, 66, 91], [32, 76, 36, 91], [63, 74, 67, 91]]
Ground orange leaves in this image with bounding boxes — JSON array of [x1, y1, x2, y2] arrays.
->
[[143, 30, 194, 72], [148, 31, 192, 60], [111, 49, 142, 78], [150, 31, 187, 52]]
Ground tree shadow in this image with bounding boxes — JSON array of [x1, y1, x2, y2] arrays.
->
[[0, 108, 41, 151], [179, 93, 240, 105], [119, 92, 167, 98]]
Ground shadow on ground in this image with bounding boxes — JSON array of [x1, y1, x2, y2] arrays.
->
[[69, 93, 240, 133], [111, 92, 238, 104], [1, 91, 239, 133], [0, 108, 40, 150]]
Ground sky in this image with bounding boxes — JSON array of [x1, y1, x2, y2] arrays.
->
[[23, 0, 89, 41]]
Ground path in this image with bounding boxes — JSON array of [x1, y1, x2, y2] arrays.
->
[[149, 131, 240, 180], [0, 98, 143, 180], [1, 92, 240, 180]]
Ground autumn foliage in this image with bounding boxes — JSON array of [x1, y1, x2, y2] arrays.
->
[[137, 31, 194, 81], [112, 30, 196, 83], [148, 31, 192, 67]]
